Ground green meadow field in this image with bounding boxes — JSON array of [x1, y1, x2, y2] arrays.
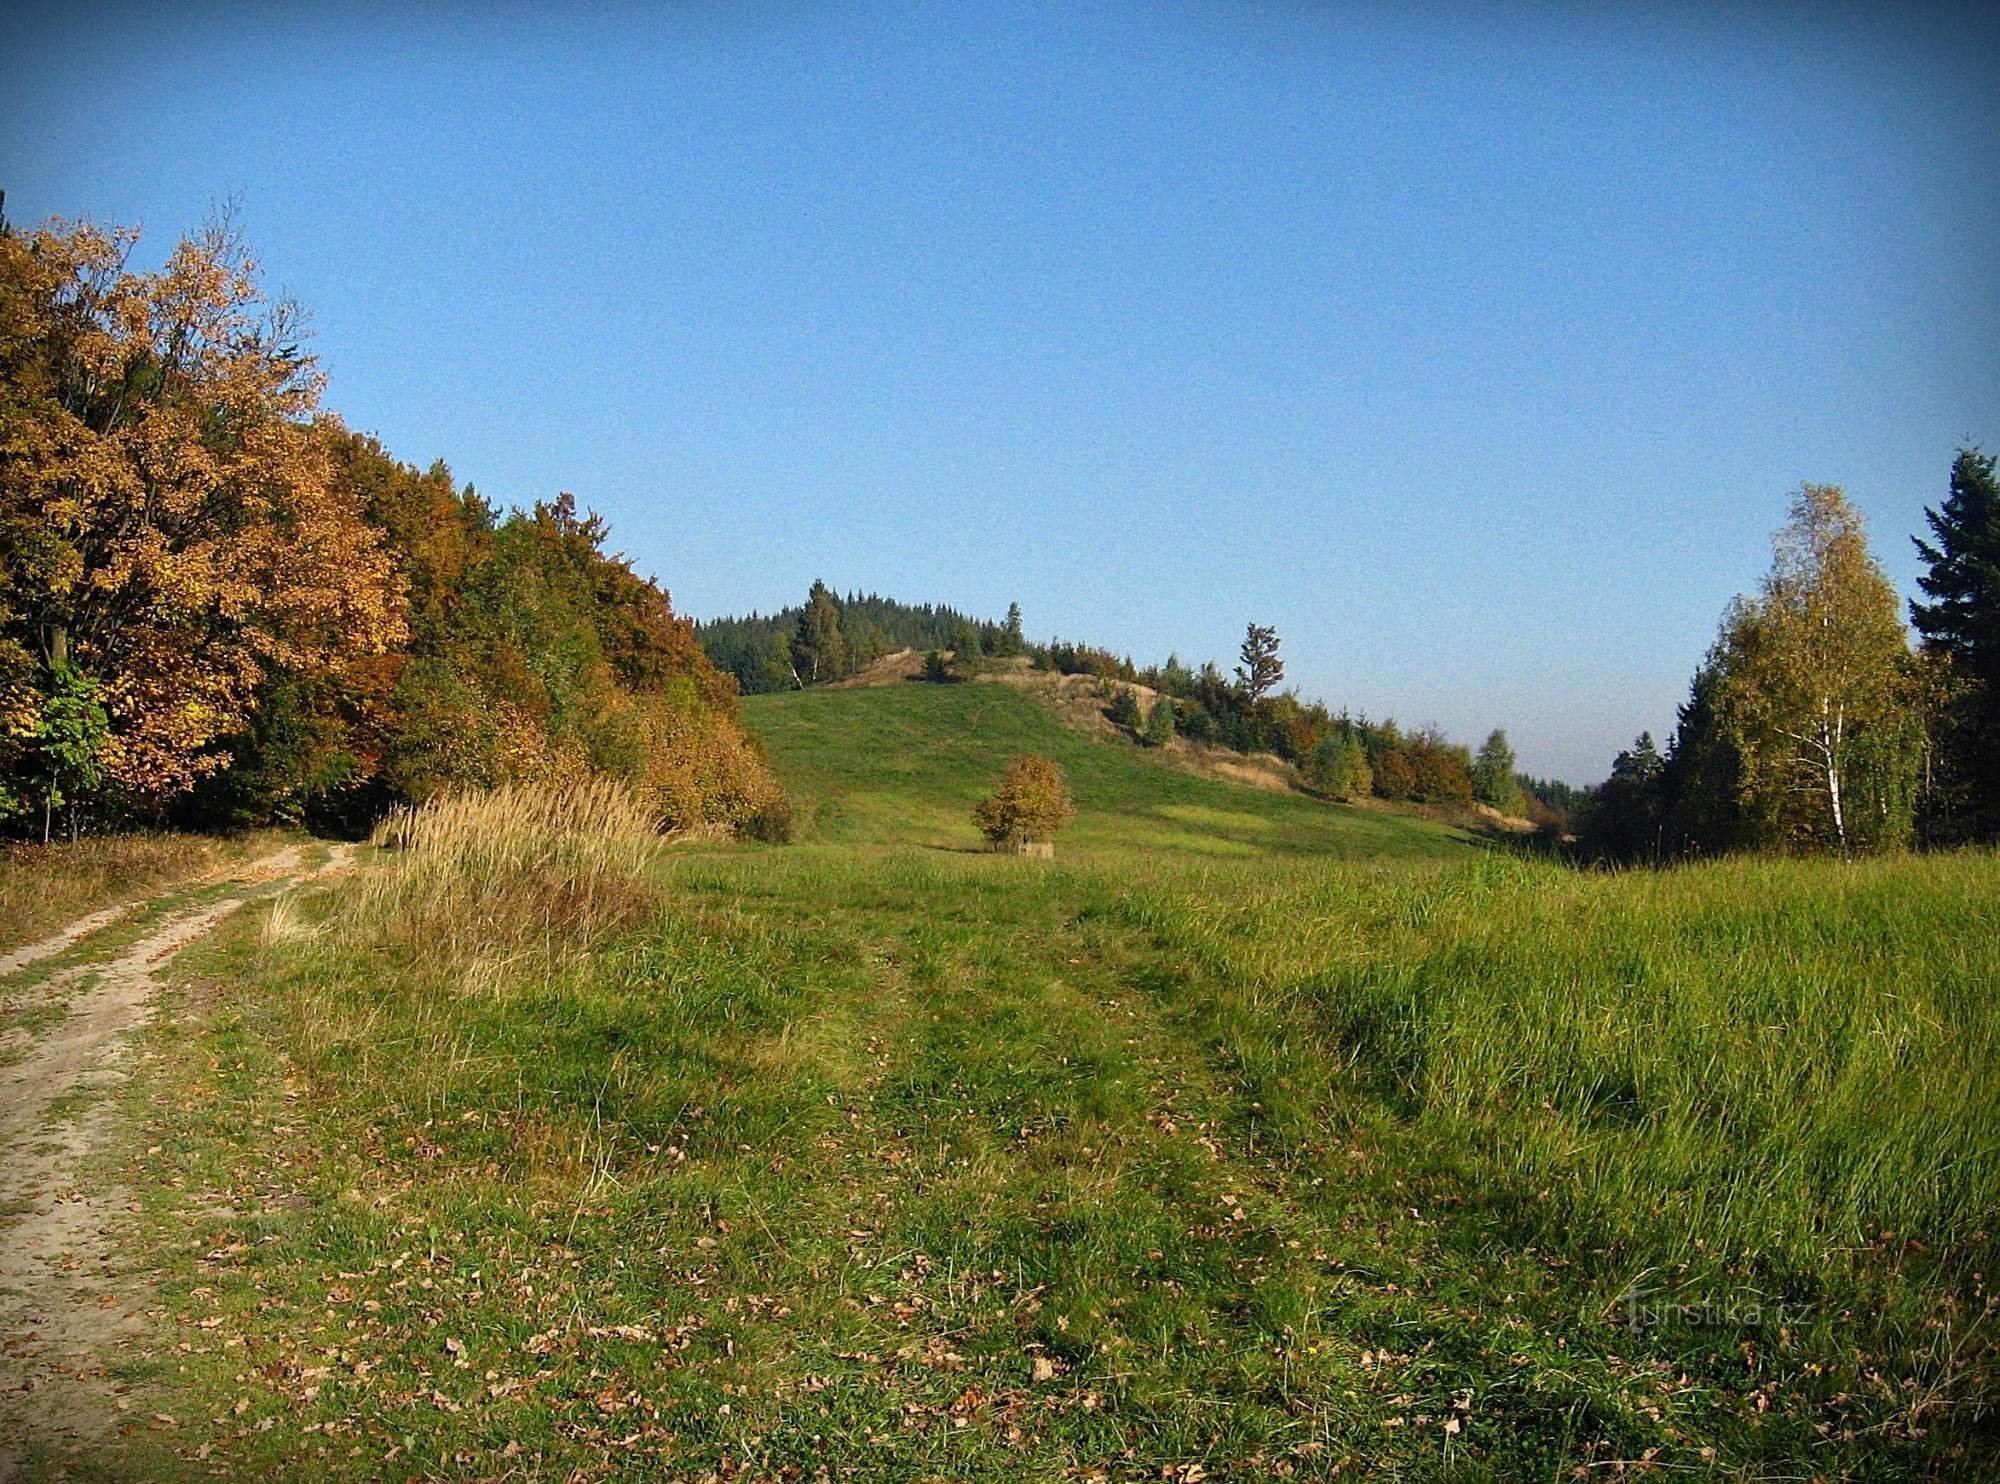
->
[[10, 681, 1996, 1478]]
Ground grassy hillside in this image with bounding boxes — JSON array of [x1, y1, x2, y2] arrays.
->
[[742, 679, 1469, 861], [20, 685, 1994, 1478]]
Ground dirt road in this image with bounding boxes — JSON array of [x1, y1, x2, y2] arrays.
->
[[0, 844, 351, 1478]]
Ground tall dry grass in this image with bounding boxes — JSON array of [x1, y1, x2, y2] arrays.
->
[[363, 780, 662, 960]]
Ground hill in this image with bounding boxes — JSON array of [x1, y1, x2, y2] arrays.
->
[[740, 676, 1472, 861]]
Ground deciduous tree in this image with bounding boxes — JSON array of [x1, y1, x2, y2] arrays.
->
[[1713, 485, 1916, 853], [0, 214, 403, 820], [973, 753, 1075, 848], [1472, 729, 1526, 815]]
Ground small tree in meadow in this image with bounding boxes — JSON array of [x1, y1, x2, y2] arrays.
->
[[922, 649, 951, 683], [973, 753, 1075, 851], [1144, 695, 1176, 747]]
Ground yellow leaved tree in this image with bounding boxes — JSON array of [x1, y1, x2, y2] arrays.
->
[[0, 212, 404, 826]]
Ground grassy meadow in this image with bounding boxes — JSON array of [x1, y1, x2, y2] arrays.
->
[[56, 682, 1999, 1478]]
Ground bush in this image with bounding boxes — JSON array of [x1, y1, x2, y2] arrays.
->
[[1305, 730, 1371, 799], [973, 753, 1076, 848], [740, 794, 797, 843]]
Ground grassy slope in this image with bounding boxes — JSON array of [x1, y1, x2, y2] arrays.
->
[[60, 688, 1999, 1480], [742, 679, 1470, 861]]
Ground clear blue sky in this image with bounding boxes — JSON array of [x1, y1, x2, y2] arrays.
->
[[6, 2, 1997, 781]]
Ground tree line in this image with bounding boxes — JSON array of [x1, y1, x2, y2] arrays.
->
[[1577, 466, 1999, 860], [695, 589, 1029, 693], [1, 213, 778, 841]]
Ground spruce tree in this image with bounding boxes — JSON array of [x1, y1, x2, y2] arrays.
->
[[1144, 694, 1176, 747], [1911, 448, 2000, 839], [1002, 602, 1025, 656]]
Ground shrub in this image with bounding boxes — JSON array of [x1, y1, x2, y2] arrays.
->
[[740, 794, 797, 843], [973, 754, 1075, 848], [1107, 688, 1143, 732], [1305, 729, 1372, 800]]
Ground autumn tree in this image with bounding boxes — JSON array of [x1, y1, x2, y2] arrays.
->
[[1911, 447, 2000, 841], [1711, 485, 1917, 853], [972, 753, 1075, 850], [1235, 623, 1284, 703], [1372, 744, 1416, 801], [0, 214, 403, 822]]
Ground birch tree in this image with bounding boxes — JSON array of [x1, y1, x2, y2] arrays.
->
[[1713, 485, 1916, 853]]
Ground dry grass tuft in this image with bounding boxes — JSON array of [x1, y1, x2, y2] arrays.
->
[[363, 780, 662, 961], [259, 891, 319, 946]]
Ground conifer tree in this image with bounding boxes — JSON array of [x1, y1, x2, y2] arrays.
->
[[1002, 602, 1025, 656], [1235, 624, 1284, 703], [1144, 694, 1176, 747], [1911, 448, 2000, 839]]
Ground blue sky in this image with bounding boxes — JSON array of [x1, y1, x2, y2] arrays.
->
[[6, 2, 1996, 781]]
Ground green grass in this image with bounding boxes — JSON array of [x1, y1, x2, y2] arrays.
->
[[741, 679, 1473, 861], [69, 685, 2000, 1479]]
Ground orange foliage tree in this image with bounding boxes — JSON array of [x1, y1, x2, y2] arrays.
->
[[0, 213, 403, 819]]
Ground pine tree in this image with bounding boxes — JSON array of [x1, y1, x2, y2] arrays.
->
[[1911, 448, 2000, 839], [1144, 694, 1176, 747], [1306, 728, 1371, 799], [1235, 624, 1284, 703], [1581, 733, 1665, 860]]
